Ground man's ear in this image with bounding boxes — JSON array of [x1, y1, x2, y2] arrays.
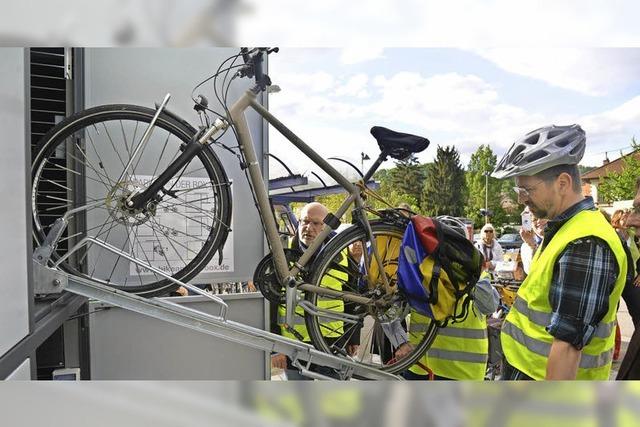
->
[[556, 172, 573, 195]]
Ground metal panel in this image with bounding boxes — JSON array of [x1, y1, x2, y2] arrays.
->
[[0, 48, 30, 357], [4, 359, 31, 380], [88, 294, 268, 379], [83, 48, 266, 283]]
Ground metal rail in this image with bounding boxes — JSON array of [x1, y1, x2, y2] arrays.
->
[[34, 261, 399, 381]]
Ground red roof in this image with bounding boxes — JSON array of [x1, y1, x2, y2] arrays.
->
[[581, 150, 640, 182]]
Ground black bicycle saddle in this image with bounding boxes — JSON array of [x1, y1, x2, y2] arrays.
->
[[370, 126, 430, 160]]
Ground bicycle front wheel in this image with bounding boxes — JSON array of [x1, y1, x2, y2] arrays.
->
[[305, 221, 438, 374], [32, 104, 232, 296]]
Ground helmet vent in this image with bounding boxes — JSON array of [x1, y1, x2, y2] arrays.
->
[[554, 137, 573, 148], [509, 145, 525, 161], [524, 150, 548, 163], [524, 134, 540, 145], [547, 130, 563, 139]]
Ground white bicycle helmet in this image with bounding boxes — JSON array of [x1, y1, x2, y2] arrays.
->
[[436, 215, 468, 238], [492, 124, 586, 179]]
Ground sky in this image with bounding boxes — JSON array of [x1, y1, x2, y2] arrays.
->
[[267, 48, 640, 182]]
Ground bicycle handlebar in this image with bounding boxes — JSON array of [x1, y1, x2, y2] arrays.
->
[[238, 47, 279, 92]]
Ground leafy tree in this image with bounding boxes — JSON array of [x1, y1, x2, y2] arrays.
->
[[421, 146, 467, 216], [578, 164, 597, 176], [598, 139, 640, 203], [464, 144, 513, 228], [387, 154, 426, 209]]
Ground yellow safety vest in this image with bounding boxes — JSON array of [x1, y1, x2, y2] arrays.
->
[[501, 209, 626, 380], [618, 382, 640, 426], [408, 308, 488, 380], [278, 249, 347, 341], [464, 383, 598, 427]]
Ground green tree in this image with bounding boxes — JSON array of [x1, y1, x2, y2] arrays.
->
[[421, 146, 467, 216], [387, 154, 426, 209], [598, 140, 640, 203], [464, 144, 514, 228]]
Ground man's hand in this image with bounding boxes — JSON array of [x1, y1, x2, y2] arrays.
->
[[520, 228, 537, 249], [545, 338, 581, 380], [483, 260, 494, 271], [347, 345, 359, 357], [271, 353, 288, 370]]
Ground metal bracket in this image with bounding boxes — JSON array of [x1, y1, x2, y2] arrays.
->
[[32, 261, 68, 294]]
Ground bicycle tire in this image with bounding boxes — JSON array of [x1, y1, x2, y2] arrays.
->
[[305, 221, 438, 374], [32, 104, 232, 296]]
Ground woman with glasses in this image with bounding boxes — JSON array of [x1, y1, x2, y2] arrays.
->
[[475, 223, 504, 273]]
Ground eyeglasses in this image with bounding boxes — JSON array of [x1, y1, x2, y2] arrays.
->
[[513, 180, 545, 198], [484, 230, 494, 233]]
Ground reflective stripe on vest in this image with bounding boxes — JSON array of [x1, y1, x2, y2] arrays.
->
[[511, 297, 615, 339], [501, 209, 627, 380], [408, 309, 488, 380], [278, 250, 348, 341]]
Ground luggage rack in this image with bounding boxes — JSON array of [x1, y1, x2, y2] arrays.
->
[[32, 212, 400, 381]]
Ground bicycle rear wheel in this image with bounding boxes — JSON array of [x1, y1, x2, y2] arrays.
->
[[32, 104, 232, 296], [305, 221, 438, 374]]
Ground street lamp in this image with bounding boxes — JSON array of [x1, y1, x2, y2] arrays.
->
[[361, 152, 370, 175], [483, 171, 490, 224]]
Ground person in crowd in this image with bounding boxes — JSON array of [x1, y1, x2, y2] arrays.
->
[[492, 124, 627, 380], [519, 216, 548, 275], [612, 206, 640, 328], [475, 223, 503, 273], [400, 275, 499, 381], [270, 202, 358, 380], [617, 177, 640, 379]]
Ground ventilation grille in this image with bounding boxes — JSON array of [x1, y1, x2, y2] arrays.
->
[[30, 48, 67, 154], [30, 48, 70, 248]]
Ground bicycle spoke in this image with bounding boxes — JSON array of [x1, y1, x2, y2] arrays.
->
[[67, 149, 113, 191], [86, 127, 117, 186], [149, 217, 189, 266], [151, 132, 171, 178], [47, 160, 112, 189], [164, 195, 230, 231], [105, 223, 135, 284], [119, 120, 131, 157], [72, 140, 114, 188], [159, 208, 215, 231], [99, 122, 127, 171], [88, 217, 120, 277], [129, 223, 162, 287], [149, 218, 178, 277]]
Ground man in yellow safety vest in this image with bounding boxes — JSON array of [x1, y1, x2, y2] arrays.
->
[[492, 124, 629, 380], [270, 202, 358, 380]]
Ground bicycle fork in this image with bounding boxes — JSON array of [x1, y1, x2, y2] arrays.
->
[[126, 99, 229, 210]]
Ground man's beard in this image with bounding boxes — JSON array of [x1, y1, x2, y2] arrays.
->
[[526, 202, 548, 220]]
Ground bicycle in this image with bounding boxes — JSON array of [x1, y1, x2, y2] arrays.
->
[[31, 48, 437, 373]]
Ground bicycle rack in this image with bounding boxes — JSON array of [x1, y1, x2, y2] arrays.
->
[[33, 216, 400, 381]]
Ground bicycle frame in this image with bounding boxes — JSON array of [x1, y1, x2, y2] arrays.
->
[[119, 84, 392, 325], [226, 89, 392, 322]]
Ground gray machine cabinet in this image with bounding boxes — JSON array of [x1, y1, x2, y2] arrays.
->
[[83, 48, 267, 283], [82, 49, 270, 379], [89, 294, 268, 380]]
